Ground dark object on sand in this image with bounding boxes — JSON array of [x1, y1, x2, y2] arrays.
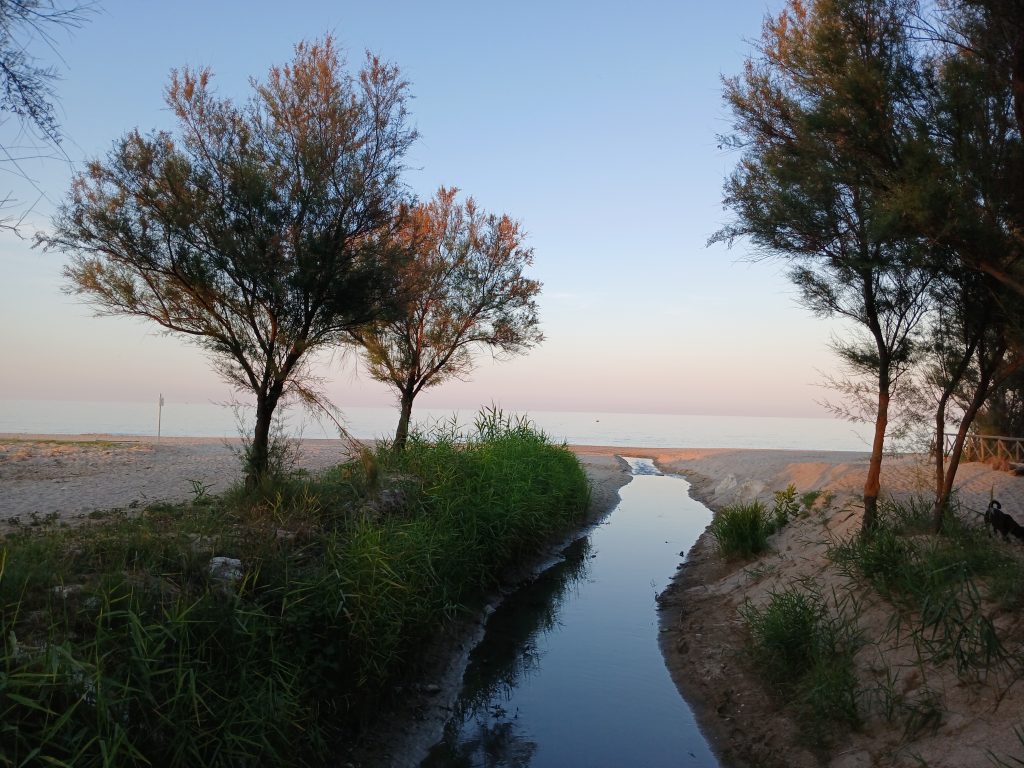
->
[[984, 499, 1024, 542]]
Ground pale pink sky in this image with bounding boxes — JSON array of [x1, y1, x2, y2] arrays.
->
[[1, 0, 850, 419]]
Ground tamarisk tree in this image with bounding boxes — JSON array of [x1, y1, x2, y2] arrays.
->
[[713, 0, 935, 533], [348, 187, 542, 449], [0, 0, 94, 229], [42, 37, 415, 484]]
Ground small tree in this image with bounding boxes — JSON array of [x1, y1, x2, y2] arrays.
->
[[923, 270, 1022, 529], [42, 37, 416, 484], [348, 187, 542, 449]]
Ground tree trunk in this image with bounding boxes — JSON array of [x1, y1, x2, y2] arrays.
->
[[935, 366, 1004, 531], [932, 389, 953, 532], [393, 390, 415, 452], [863, 388, 889, 535], [934, 408, 976, 532], [247, 387, 282, 487]]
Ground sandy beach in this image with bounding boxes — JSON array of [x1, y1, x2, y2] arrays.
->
[[2, 435, 1023, 766]]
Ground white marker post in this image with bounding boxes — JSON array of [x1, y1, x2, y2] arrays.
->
[[157, 393, 164, 442]]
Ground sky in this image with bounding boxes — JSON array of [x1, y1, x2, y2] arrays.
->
[[0, 0, 853, 419]]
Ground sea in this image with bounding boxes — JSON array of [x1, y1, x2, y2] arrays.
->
[[0, 398, 874, 452]]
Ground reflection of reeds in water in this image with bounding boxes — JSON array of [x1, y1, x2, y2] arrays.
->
[[424, 536, 592, 766], [428, 720, 537, 768]]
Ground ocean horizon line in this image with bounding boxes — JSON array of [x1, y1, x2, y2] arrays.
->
[[0, 399, 875, 453]]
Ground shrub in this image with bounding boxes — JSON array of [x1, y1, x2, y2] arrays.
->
[[741, 584, 862, 743], [771, 484, 800, 529]]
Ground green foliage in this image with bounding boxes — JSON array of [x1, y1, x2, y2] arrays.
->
[[0, 410, 588, 766], [711, 488, 802, 559], [799, 489, 822, 512], [741, 583, 862, 744], [829, 497, 1023, 675], [710, 501, 770, 558], [44, 36, 416, 483], [772, 484, 800, 528]]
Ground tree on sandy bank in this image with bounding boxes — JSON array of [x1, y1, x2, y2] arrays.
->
[[903, 1, 1024, 528], [921, 268, 1022, 530], [42, 37, 416, 484], [712, 0, 935, 533], [348, 187, 542, 450]]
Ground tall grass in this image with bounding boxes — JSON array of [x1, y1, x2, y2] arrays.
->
[[829, 497, 1023, 676], [0, 408, 589, 766], [741, 583, 863, 744], [710, 501, 771, 558], [710, 485, 806, 559]]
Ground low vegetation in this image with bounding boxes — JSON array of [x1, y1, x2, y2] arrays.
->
[[736, 495, 1024, 749], [710, 484, 805, 558], [0, 410, 589, 767], [830, 497, 1024, 676], [741, 582, 862, 744], [710, 501, 772, 558]]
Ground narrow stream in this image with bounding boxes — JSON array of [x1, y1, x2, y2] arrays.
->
[[422, 457, 718, 767]]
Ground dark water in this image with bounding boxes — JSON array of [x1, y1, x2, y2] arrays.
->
[[422, 458, 718, 767]]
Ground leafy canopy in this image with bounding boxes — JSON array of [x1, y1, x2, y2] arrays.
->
[[349, 187, 542, 445], [42, 37, 416, 479]]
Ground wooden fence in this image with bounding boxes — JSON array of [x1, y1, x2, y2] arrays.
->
[[943, 433, 1024, 464]]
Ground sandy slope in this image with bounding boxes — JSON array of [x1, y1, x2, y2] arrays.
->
[[0, 434, 355, 524], [647, 448, 1024, 768]]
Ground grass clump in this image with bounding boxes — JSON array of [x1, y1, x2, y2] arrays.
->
[[0, 408, 589, 767], [711, 488, 799, 559], [710, 501, 770, 558], [741, 583, 862, 744]]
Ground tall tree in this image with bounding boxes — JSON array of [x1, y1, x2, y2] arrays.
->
[[713, 0, 935, 532], [41, 37, 416, 483], [348, 187, 542, 450], [912, 0, 1024, 524]]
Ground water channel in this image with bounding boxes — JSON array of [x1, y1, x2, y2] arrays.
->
[[422, 458, 719, 767]]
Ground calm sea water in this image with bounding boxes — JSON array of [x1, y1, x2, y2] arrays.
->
[[0, 399, 873, 451]]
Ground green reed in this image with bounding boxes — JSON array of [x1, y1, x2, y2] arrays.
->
[[829, 497, 1024, 677], [0, 408, 589, 766]]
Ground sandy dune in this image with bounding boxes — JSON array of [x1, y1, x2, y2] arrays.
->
[[644, 447, 1024, 768], [0, 434, 356, 523]]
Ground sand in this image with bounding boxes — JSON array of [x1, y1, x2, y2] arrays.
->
[[645, 447, 1024, 768], [3, 435, 1024, 766], [0, 434, 355, 524]]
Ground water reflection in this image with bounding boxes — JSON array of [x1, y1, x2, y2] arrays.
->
[[423, 461, 718, 768], [423, 537, 592, 767]]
